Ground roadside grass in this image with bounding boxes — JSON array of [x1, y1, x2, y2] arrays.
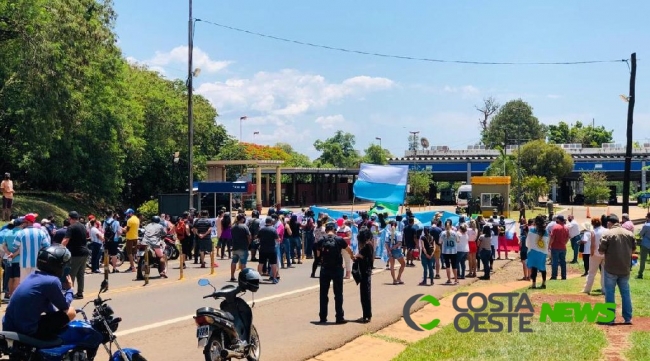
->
[[626, 331, 650, 361], [393, 310, 606, 361], [10, 192, 103, 222]]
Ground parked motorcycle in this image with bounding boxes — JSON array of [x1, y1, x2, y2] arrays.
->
[[194, 269, 261, 361], [0, 280, 145, 361]]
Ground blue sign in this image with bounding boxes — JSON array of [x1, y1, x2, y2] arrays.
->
[[197, 182, 249, 193]]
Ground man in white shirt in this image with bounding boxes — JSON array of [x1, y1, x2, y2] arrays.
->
[[567, 215, 581, 264], [545, 215, 557, 265]]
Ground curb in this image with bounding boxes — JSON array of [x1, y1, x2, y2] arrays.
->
[[309, 264, 582, 361]]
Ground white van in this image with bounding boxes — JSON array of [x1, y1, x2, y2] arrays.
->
[[456, 185, 472, 207]]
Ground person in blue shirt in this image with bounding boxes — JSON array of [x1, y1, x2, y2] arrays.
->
[[2, 219, 22, 298], [2, 245, 76, 340]]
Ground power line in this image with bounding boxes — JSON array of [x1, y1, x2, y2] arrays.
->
[[196, 19, 629, 66]]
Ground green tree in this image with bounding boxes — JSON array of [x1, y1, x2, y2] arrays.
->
[[407, 171, 433, 205], [581, 172, 610, 204], [214, 140, 250, 181], [275, 142, 313, 167], [547, 121, 613, 147], [313, 131, 360, 168], [517, 140, 574, 183], [522, 175, 549, 205], [362, 144, 391, 165], [481, 99, 546, 148]]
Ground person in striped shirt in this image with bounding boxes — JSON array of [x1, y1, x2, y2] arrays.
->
[[8, 214, 51, 283]]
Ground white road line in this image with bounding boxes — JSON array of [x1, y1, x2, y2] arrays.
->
[[115, 268, 385, 337]]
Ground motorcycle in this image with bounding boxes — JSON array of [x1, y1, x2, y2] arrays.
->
[[194, 279, 261, 361], [0, 280, 145, 361], [135, 242, 165, 282], [162, 235, 179, 261]]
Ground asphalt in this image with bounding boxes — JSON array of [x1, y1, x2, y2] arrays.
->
[[50, 256, 510, 361]]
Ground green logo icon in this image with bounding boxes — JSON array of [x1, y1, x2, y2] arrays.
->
[[403, 294, 441, 331]]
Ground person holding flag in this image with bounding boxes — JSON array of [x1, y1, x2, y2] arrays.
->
[[526, 215, 550, 290]]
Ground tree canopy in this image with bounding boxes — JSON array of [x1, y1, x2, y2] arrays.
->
[[362, 144, 391, 165], [0, 0, 230, 206], [517, 140, 574, 183], [313, 131, 360, 168], [481, 99, 546, 148], [547, 121, 613, 147]]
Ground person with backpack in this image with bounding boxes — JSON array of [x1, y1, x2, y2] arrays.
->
[[176, 212, 191, 269], [316, 221, 353, 324], [102, 210, 121, 273]]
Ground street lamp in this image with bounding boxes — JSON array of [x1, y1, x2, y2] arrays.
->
[[239, 116, 247, 142], [375, 137, 382, 148]]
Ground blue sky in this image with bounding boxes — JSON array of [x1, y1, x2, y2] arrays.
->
[[113, 0, 649, 160]]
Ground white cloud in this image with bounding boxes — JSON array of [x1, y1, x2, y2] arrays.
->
[[127, 46, 232, 76], [443, 85, 480, 96], [315, 115, 345, 129], [196, 69, 394, 118]]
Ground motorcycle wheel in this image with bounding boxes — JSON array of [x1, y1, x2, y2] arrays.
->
[[247, 325, 261, 361], [116, 251, 125, 267], [171, 247, 180, 260], [203, 334, 225, 361]]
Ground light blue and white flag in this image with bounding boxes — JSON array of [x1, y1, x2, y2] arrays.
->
[[353, 163, 409, 204]]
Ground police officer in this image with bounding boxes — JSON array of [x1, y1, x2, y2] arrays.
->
[[316, 221, 353, 324]]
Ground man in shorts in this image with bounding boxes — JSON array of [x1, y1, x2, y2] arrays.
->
[[122, 209, 140, 273], [257, 217, 279, 284], [230, 214, 251, 282], [103, 210, 121, 273], [385, 220, 405, 284], [2, 219, 23, 297], [193, 210, 213, 268]]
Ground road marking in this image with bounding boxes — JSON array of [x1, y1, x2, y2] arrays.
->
[[115, 268, 386, 337]]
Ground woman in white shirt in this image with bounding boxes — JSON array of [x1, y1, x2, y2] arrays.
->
[[440, 220, 459, 285], [456, 224, 470, 279], [582, 218, 606, 294], [579, 222, 592, 276]]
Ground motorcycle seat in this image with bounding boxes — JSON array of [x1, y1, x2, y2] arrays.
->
[[196, 307, 234, 321], [0, 331, 63, 348]]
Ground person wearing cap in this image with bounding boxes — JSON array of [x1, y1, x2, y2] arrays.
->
[[598, 214, 636, 324], [638, 213, 650, 279], [621, 214, 635, 233], [122, 208, 139, 272], [10, 213, 51, 284], [257, 217, 280, 284], [2, 219, 23, 297], [549, 214, 569, 280], [62, 211, 89, 299], [1, 173, 14, 221], [316, 221, 353, 324]]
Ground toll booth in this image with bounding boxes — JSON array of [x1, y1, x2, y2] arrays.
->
[[471, 176, 511, 218]]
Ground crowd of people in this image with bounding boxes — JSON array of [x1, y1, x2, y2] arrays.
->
[[0, 201, 643, 340]]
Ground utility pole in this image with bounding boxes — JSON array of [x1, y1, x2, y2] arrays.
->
[[622, 52, 636, 214], [187, 0, 195, 210]]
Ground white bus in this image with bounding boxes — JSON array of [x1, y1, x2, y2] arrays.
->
[[456, 184, 472, 207]]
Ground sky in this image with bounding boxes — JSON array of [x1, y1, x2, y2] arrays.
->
[[113, 0, 650, 160]]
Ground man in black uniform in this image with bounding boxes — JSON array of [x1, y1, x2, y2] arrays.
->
[[316, 222, 353, 324]]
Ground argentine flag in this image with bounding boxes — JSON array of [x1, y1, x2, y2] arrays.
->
[[526, 227, 549, 254]]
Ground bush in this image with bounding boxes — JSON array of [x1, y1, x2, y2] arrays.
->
[[407, 195, 427, 205], [138, 199, 159, 220], [581, 172, 610, 204]]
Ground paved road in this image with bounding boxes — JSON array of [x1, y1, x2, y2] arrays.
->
[[36, 255, 509, 361]]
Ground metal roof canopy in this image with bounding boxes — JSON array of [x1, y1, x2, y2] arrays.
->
[[207, 160, 285, 167], [247, 167, 360, 175]]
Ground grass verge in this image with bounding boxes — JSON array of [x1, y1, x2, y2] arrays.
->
[[10, 192, 103, 222], [626, 331, 650, 360], [393, 312, 606, 361]]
